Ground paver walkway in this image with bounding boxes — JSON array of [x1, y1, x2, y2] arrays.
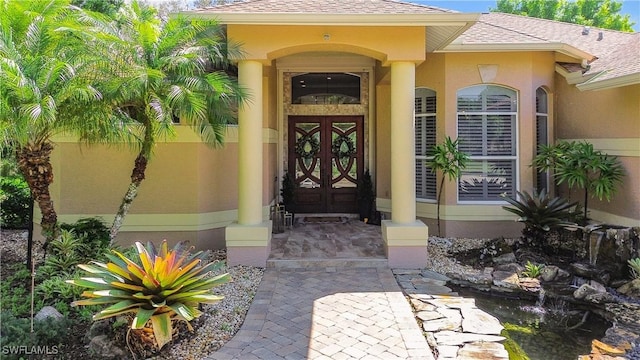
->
[[207, 268, 435, 360]]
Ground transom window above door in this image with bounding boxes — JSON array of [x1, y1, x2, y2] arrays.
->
[[291, 73, 361, 104]]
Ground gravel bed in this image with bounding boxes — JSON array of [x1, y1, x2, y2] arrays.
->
[[425, 236, 494, 275]]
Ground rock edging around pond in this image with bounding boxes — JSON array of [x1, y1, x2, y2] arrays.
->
[[394, 269, 509, 360], [403, 263, 639, 360]]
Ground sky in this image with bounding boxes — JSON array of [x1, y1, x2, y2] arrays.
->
[[411, 0, 640, 31]]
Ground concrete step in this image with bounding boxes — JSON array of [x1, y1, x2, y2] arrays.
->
[[266, 258, 388, 269]]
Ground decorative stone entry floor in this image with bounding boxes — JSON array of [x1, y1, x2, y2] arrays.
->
[[269, 215, 385, 262]]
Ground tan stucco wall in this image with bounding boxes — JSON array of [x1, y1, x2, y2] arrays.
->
[[375, 51, 556, 237], [48, 125, 280, 249], [555, 79, 640, 225], [228, 25, 425, 64]]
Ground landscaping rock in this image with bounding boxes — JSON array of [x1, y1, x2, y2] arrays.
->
[[617, 278, 640, 299], [574, 284, 603, 300], [88, 335, 128, 359], [34, 306, 64, 322], [457, 341, 509, 359], [492, 270, 520, 290], [493, 252, 516, 265], [494, 262, 524, 274], [460, 307, 503, 335], [433, 330, 505, 346], [540, 265, 559, 282], [571, 263, 611, 285]]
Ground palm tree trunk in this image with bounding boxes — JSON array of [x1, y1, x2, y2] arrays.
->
[[109, 152, 148, 246], [437, 177, 445, 237], [15, 143, 59, 245]]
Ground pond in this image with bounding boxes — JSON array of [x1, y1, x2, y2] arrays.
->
[[453, 286, 611, 360]]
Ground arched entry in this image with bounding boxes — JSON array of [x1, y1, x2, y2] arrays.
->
[[288, 115, 363, 213]]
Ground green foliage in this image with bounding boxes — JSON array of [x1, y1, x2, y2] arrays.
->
[[502, 189, 578, 240], [430, 136, 469, 236], [0, 264, 36, 317], [0, 311, 69, 360], [522, 261, 545, 278], [493, 0, 635, 32], [68, 240, 230, 349], [71, 0, 123, 16], [60, 217, 110, 256], [281, 172, 297, 208], [629, 258, 640, 279], [0, 175, 31, 229], [357, 170, 375, 201], [533, 141, 624, 223]]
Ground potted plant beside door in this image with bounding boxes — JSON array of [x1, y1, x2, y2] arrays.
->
[[357, 170, 375, 222], [281, 172, 297, 213]]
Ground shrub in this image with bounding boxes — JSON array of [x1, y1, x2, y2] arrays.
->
[[68, 240, 230, 350], [60, 217, 110, 257], [502, 189, 577, 246], [0, 311, 69, 360], [0, 264, 37, 317], [0, 176, 31, 229], [522, 261, 545, 278]]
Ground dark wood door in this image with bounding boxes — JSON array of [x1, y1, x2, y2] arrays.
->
[[288, 116, 363, 213]]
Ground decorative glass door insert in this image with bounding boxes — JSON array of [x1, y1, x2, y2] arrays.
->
[[288, 116, 363, 213]]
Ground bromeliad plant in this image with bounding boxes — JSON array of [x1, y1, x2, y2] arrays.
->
[[502, 189, 578, 247], [67, 240, 230, 350]]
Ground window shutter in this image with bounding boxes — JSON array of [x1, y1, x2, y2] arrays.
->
[[458, 114, 483, 156], [486, 115, 516, 156], [457, 85, 517, 202], [416, 160, 437, 200]]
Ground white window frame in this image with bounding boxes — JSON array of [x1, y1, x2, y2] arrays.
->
[[415, 87, 437, 202], [456, 85, 519, 204], [535, 87, 550, 192]]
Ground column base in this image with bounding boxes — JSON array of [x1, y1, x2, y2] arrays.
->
[[225, 221, 272, 267], [382, 220, 428, 268]]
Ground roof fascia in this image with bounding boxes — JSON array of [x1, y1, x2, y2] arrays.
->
[[437, 42, 593, 62], [181, 12, 479, 26], [555, 64, 590, 85], [577, 72, 640, 91]]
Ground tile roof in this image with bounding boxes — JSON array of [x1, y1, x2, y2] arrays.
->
[[193, 0, 455, 14], [451, 12, 639, 88]]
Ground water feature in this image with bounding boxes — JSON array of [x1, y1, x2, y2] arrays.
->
[[453, 286, 611, 360]]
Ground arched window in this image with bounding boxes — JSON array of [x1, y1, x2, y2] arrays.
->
[[457, 85, 518, 202], [415, 88, 437, 201], [535, 87, 549, 192]]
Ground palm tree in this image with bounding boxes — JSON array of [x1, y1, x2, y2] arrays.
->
[[84, 1, 244, 244], [0, 0, 113, 242], [430, 136, 469, 237]]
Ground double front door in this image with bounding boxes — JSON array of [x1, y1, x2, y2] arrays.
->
[[288, 116, 363, 213]]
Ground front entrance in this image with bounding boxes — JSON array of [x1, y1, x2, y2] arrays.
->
[[288, 116, 363, 213]]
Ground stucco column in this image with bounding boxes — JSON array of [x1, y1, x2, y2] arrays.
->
[[382, 61, 428, 268], [237, 60, 263, 225], [225, 60, 272, 267], [390, 61, 416, 223]]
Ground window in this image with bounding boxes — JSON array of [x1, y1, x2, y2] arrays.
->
[[291, 73, 361, 104], [535, 87, 549, 192], [415, 88, 437, 201], [457, 85, 517, 202]]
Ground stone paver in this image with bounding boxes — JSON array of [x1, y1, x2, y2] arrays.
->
[[206, 268, 434, 360]]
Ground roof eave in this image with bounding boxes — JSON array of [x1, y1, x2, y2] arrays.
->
[[437, 42, 594, 62], [577, 72, 640, 91], [179, 12, 480, 26]]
